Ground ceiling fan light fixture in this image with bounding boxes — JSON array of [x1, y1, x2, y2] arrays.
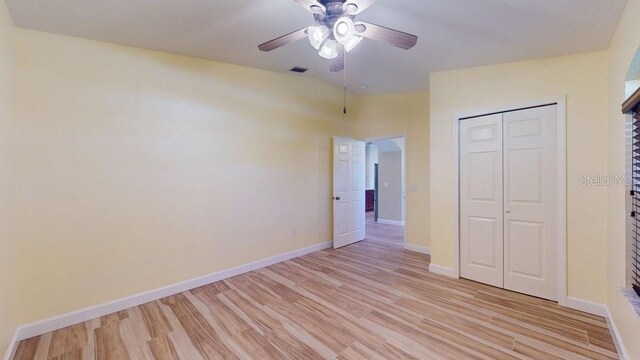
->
[[344, 35, 363, 52], [336, 22, 349, 36], [307, 26, 330, 50], [333, 17, 356, 45], [318, 39, 338, 59], [258, 1, 419, 73]]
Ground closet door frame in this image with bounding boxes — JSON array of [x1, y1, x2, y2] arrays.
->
[[451, 96, 567, 307]]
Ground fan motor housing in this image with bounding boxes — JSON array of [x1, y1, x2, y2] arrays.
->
[[318, 0, 347, 5], [314, 1, 355, 31]]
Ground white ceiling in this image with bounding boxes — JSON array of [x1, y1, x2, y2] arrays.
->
[[5, 0, 628, 94]]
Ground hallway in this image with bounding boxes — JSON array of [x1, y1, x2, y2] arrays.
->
[[365, 212, 404, 245]]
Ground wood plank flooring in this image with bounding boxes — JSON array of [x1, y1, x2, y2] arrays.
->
[[365, 212, 404, 244], [14, 239, 619, 360]]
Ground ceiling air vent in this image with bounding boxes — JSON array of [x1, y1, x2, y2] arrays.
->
[[290, 67, 309, 73]]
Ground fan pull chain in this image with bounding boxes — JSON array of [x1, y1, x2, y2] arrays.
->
[[343, 50, 347, 114]]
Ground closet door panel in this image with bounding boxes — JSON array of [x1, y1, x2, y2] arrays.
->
[[459, 114, 504, 287], [503, 105, 558, 301]]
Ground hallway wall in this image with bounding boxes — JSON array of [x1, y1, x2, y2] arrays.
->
[[378, 150, 403, 223]]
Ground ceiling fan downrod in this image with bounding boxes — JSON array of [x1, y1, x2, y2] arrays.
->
[[343, 52, 347, 115]]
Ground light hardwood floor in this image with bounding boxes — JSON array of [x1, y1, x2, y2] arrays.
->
[[365, 212, 404, 244], [14, 239, 618, 360]]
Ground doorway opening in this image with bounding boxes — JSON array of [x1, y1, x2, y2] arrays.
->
[[365, 136, 406, 245]]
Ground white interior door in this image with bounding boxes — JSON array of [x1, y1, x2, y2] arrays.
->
[[460, 114, 504, 288], [333, 137, 366, 249], [503, 105, 558, 300]]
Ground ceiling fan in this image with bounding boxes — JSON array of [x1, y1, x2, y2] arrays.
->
[[258, 0, 418, 72]]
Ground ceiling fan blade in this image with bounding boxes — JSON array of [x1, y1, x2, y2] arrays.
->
[[354, 21, 417, 50], [343, 0, 375, 15], [293, 0, 326, 14], [330, 45, 345, 72], [258, 27, 309, 52]]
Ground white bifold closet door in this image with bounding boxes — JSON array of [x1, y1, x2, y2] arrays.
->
[[460, 105, 558, 301]]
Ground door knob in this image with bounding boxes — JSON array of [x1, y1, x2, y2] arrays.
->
[[505, 210, 511, 214], [333, 196, 341, 200]]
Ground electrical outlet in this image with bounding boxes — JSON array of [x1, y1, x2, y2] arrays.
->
[[292, 228, 297, 237]]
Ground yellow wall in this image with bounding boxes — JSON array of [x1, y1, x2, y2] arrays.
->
[[430, 51, 610, 304], [0, 0, 17, 355], [607, 0, 640, 358], [12, 29, 356, 324], [354, 92, 430, 250]]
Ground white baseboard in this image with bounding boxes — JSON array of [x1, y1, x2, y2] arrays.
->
[[377, 219, 405, 226], [9, 241, 332, 345], [404, 244, 431, 255], [606, 307, 630, 360], [565, 298, 628, 359], [565, 297, 608, 317], [428, 264, 458, 278], [3, 330, 20, 360]]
